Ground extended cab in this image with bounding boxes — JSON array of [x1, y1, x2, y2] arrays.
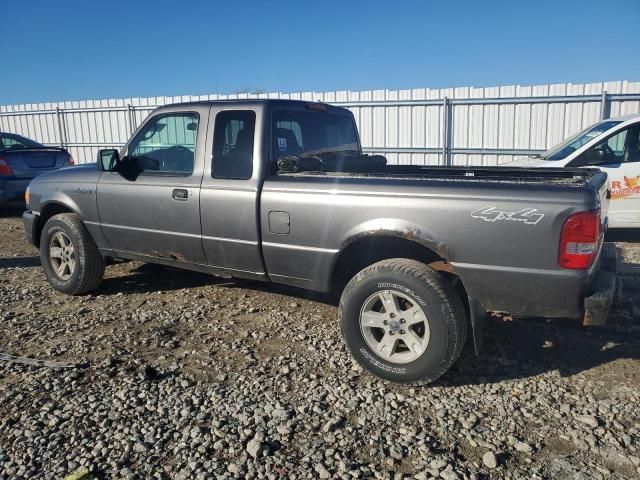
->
[[23, 100, 618, 384]]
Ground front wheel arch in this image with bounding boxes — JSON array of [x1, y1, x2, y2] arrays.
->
[[34, 202, 77, 248]]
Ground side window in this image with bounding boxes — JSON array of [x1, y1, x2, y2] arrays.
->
[[1, 134, 38, 149], [606, 129, 627, 156], [212, 110, 255, 179], [627, 127, 640, 163], [1, 135, 20, 148], [572, 125, 640, 167], [128, 113, 199, 174]]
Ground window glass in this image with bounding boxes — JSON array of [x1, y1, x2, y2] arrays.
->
[[605, 129, 628, 156], [272, 110, 358, 160], [128, 113, 198, 174], [0, 134, 43, 150], [541, 120, 621, 161], [212, 110, 255, 179], [573, 125, 640, 166]]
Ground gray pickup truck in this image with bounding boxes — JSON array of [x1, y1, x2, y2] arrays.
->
[[22, 99, 617, 384]]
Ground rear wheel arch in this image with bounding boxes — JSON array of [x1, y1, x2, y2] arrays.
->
[[330, 234, 463, 292]]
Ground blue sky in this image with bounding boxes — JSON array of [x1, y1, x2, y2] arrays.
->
[[1, 0, 639, 105]]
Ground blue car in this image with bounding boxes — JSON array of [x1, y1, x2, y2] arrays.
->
[[0, 132, 73, 204]]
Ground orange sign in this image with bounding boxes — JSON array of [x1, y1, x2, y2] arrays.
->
[[611, 176, 640, 199]]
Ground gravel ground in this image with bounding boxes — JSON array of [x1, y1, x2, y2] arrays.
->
[[0, 203, 639, 480]]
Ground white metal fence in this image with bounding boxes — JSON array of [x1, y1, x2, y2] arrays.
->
[[1, 80, 640, 165]]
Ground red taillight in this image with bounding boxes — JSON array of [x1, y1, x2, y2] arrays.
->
[[0, 156, 13, 176], [559, 211, 600, 270], [67, 155, 75, 166]]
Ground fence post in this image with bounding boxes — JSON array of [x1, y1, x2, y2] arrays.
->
[[55, 107, 66, 148], [600, 90, 609, 120], [441, 96, 450, 165], [127, 104, 135, 135]]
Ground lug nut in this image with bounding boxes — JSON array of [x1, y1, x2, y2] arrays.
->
[[389, 331, 394, 335], [400, 330, 405, 335], [400, 319, 406, 324], [390, 313, 396, 318], [383, 320, 388, 325]]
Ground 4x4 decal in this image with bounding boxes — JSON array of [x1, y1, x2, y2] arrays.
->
[[471, 206, 544, 225]]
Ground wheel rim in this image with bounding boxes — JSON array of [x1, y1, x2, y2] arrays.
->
[[48, 231, 76, 281], [359, 289, 430, 364]]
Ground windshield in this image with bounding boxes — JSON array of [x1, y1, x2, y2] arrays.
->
[[272, 110, 359, 160], [539, 120, 622, 160]]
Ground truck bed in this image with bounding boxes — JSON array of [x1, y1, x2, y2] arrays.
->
[[277, 165, 601, 187]]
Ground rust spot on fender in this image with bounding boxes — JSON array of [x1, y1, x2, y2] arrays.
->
[[366, 226, 451, 259], [428, 260, 455, 273]]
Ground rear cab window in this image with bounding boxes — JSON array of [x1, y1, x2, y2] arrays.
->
[[272, 108, 359, 162]]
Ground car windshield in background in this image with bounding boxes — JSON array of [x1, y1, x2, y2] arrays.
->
[[0, 133, 44, 150], [540, 120, 622, 160], [273, 110, 359, 159]]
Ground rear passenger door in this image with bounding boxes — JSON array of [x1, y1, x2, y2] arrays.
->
[[200, 106, 266, 278], [97, 107, 210, 263]]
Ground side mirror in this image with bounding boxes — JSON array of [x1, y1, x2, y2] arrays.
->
[[97, 148, 120, 171]]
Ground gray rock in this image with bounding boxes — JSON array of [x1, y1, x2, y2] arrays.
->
[[315, 464, 331, 479], [575, 415, 599, 429], [482, 451, 498, 468], [514, 441, 533, 453], [271, 408, 289, 420], [246, 438, 263, 458], [440, 466, 461, 480]]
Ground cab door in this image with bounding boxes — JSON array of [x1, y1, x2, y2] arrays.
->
[[571, 123, 640, 228], [199, 105, 266, 279], [97, 106, 210, 263]]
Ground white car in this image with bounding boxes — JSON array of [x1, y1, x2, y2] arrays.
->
[[507, 114, 640, 228]]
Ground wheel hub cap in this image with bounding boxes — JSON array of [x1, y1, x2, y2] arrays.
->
[[359, 289, 430, 364], [48, 231, 75, 281]]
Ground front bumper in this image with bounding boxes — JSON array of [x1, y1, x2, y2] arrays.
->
[[22, 210, 38, 247], [583, 243, 618, 326]]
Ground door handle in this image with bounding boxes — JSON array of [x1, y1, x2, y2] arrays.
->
[[172, 189, 189, 201]]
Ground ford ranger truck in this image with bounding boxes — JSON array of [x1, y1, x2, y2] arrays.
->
[[22, 100, 617, 384]]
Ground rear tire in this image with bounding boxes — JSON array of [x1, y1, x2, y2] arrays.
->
[[339, 258, 467, 384], [40, 213, 105, 295]]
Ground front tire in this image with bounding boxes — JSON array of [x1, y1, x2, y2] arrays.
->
[[40, 213, 105, 295], [339, 258, 467, 384]]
